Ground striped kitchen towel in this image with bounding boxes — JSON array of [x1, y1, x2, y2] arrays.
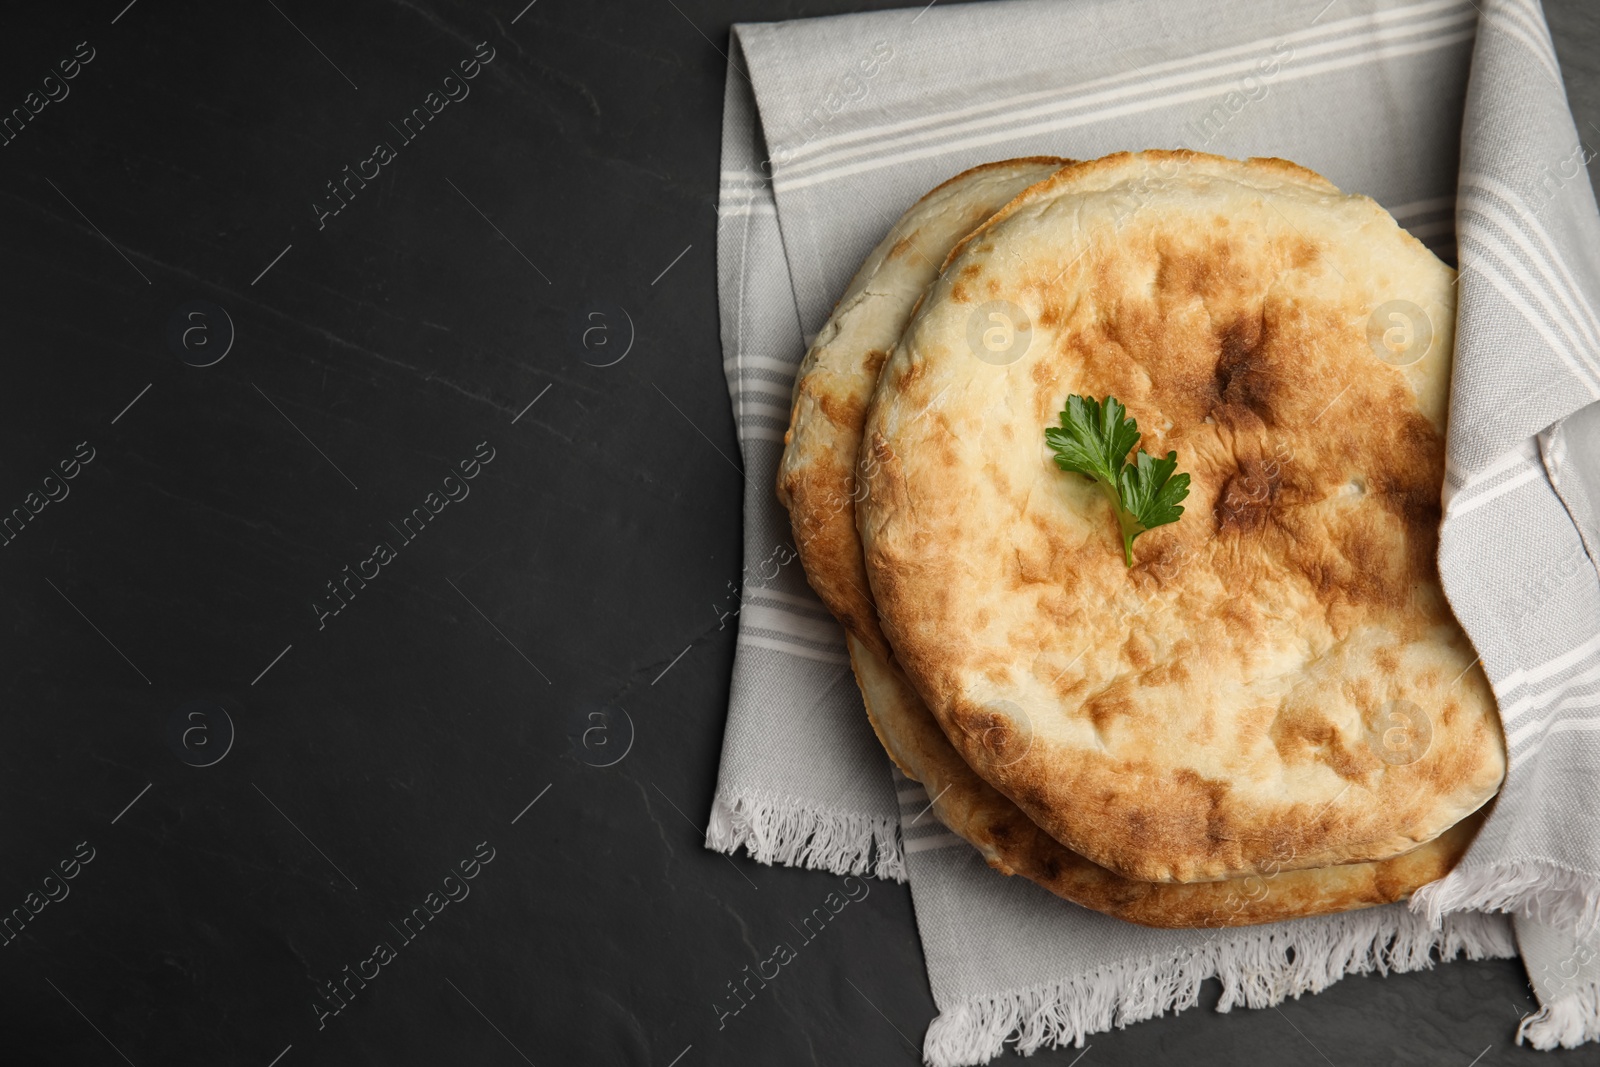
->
[[706, 0, 1600, 1061]]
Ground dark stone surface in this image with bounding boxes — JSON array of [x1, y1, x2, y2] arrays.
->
[[0, 1, 1595, 1064]]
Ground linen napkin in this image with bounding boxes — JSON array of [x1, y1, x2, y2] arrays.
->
[[706, 0, 1600, 1060]]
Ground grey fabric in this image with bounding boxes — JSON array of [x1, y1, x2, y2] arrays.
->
[[1516, 912, 1600, 1047], [708, 0, 1600, 1060]]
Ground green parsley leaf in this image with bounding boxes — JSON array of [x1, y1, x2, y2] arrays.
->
[[1043, 395, 1142, 485], [1044, 394, 1191, 567], [1116, 448, 1191, 566]]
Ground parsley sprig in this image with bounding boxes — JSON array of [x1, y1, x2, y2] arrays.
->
[[1045, 395, 1190, 567]]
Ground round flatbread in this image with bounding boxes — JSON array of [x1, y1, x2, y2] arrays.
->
[[851, 631, 1484, 927], [859, 151, 1505, 883], [777, 157, 1072, 663], [780, 154, 1486, 925]]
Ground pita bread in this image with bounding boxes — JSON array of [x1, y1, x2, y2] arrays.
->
[[779, 155, 1485, 925], [852, 631, 1484, 927], [859, 151, 1505, 883], [777, 158, 1072, 665]]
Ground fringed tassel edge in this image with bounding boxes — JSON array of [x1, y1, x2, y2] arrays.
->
[[923, 908, 1515, 1067], [1518, 986, 1600, 1049], [1411, 858, 1600, 941], [705, 787, 906, 883]]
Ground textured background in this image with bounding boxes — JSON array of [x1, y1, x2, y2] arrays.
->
[[0, 1, 1597, 1064]]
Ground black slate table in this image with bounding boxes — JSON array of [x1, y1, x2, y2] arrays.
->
[[2, 2, 1598, 1065]]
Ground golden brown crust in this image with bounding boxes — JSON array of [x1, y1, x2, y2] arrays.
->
[[911, 155, 1079, 198], [853, 632, 1484, 927], [784, 153, 1487, 926], [858, 152, 1505, 883], [776, 157, 1073, 658], [937, 151, 1338, 279]]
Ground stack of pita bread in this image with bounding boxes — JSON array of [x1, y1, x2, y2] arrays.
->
[[776, 151, 1506, 928]]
